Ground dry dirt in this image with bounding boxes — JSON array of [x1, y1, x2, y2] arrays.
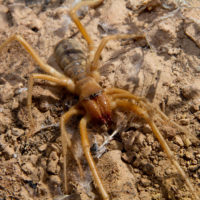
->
[[0, 0, 200, 200]]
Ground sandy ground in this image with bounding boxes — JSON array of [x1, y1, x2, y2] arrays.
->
[[0, 0, 200, 199]]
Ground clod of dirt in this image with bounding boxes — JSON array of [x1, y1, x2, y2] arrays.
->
[[184, 21, 200, 48], [194, 111, 200, 121], [0, 82, 14, 103], [0, 5, 9, 30], [0, 135, 15, 159], [47, 151, 60, 174], [8, 4, 42, 30], [98, 150, 139, 200], [49, 175, 61, 185], [181, 85, 200, 100], [0, 112, 12, 133], [11, 127, 24, 136], [126, 0, 162, 13], [174, 135, 184, 146]]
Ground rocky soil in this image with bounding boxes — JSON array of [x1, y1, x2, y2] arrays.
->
[[0, 0, 200, 199]]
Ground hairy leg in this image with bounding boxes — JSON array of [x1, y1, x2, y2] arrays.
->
[[112, 99, 199, 200], [0, 35, 75, 93], [27, 73, 75, 137], [80, 115, 109, 200], [91, 34, 145, 71], [60, 106, 84, 194], [106, 88, 195, 142], [69, 0, 103, 51]]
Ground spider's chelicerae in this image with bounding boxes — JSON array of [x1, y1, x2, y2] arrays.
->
[[0, 0, 199, 200]]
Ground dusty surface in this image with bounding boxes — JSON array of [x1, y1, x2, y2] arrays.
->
[[0, 0, 200, 200]]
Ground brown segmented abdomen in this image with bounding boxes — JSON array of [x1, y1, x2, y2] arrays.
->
[[54, 39, 87, 81]]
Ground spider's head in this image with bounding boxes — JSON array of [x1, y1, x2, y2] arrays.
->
[[81, 91, 112, 126], [77, 77, 112, 125]]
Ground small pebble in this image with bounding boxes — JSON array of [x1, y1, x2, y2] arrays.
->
[[190, 104, 199, 113], [12, 127, 24, 136], [136, 134, 146, 146], [184, 138, 192, 147], [47, 151, 60, 174], [140, 178, 151, 187], [174, 135, 184, 147], [39, 99, 50, 112], [139, 191, 151, 200], [30, 155, 38, 165], [142, 163, 154, 176], [49, 175, 61, 185], [181, 86, 198, 100], [21, 162, 35, 175], [108, 140, 123, 151], [179, 118, 189, 126], [195, 65, 200, 72], [121, 152, 134, 163], [188, 165, 198, 171], [143, 146, 152, 157], [146, 134, 154, 145], [194, 111, 200, 121], [142, 125, 152, 134], [38, 144, 47, 152], [0, 82, 14, 103], [185, 151, 193, 160]]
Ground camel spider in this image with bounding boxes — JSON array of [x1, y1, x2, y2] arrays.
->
[[0, 0, 198, 199]]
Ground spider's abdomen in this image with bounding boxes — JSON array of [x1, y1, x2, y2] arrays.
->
[[54, 39, 87, 81]]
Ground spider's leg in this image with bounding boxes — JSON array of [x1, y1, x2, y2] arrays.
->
[[0, 35, 75, 93], [27, 73, 75, 137], [91, 34, 145, 72], [106, 88, 197, 143], [80, 115, 109, 200], [105, 87, 144, 102], [60, 106, 84, 194], [69, 0, 103, 51], [112, 99, 199, 200]]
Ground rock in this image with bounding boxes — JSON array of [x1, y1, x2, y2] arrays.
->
[[194, 111, 200, 121], [126, 0, 162, 13], [0, 112, 12, 133], [38, 144, 47, 152], [21, 162, 35, 175], [179, 118, 189, 126], [29, 155, 38, 165], [184, 22, 200, 48], [142, 146, 152, 157], [136, 133, 146, 146], [49, 175, 61, 185], [139, 191, 151, 200], [181, 85, 200, 100], [140, 178, 151, 187], [11, 127, 24, 137], [47, 151, 60, 174], [0, 5, 9, 30], [121, 152, 134, 163], [38, 99, 50, 112], [98, 150, 139, 200], [188, 165, 198, 171], [0, 82, 14, 103], [108, 140, 123, 151], [185, 151, 194, 160], [174, 135, 184, 147], [9, 5, 42, 30]]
